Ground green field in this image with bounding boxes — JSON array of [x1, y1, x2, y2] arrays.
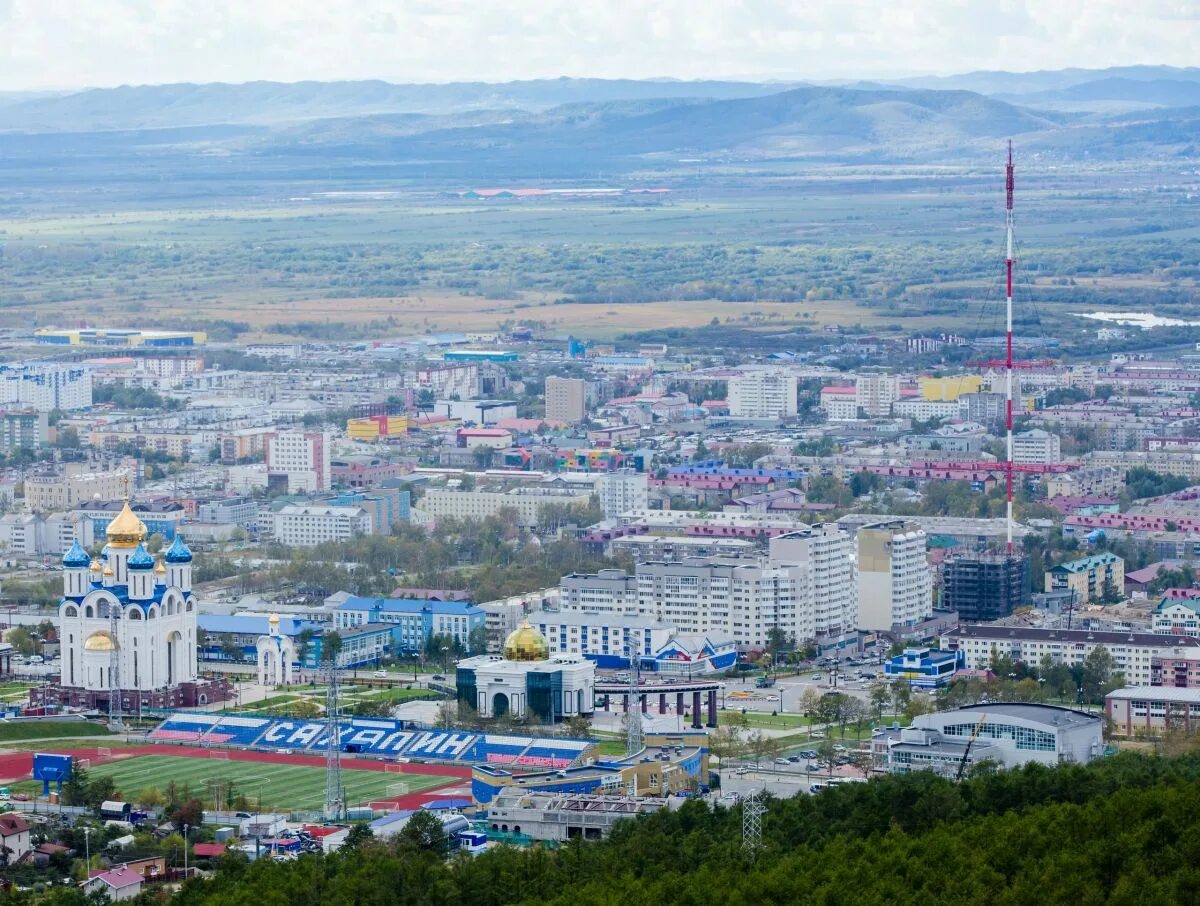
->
[[0, 721, 112, 742], [48, 755, 452, 811]]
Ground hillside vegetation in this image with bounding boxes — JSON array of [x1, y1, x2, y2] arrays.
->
[[15, 752, 1200, 905]]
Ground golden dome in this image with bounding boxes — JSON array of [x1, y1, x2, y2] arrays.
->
[[90, 558, 102, 573], [83, 631, 116, 652], [503, 618, 549, 662], [154, 558, 167, 575], [105, 500, 147, 548], [102, 565, 114, 577], [268, 613, 280, 625]]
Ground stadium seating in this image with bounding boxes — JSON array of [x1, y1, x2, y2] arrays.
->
[[148, 713, 224, 743]]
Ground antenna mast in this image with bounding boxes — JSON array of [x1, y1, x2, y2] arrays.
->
[[1004, 141, 1016, 555], [323, 661, 345, 821], [742, 789, 765, 857], [625, 642, 643, 756]]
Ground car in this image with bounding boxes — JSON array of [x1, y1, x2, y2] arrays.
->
[[861, 673, 877, 680], [372, 671, 388, 678], [832, 744, 848, 752], [801, 750, 818, 759], [809, 783, 827, 793], [787, 755, 801, 763], [432, 674, 446, 681], [810, 674, 823, 681], [734, 767, 749, 775], [775, 758, 790, 765]]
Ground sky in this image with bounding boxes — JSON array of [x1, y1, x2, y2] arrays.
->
[[3, 0, 1200, 92]]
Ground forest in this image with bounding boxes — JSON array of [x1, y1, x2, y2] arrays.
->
[[15, 750, 1200, 905]]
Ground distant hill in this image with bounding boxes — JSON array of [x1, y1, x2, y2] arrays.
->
[[0, 77, 795, 133], [894, 65, 1200, 97], [999, 78, 1200, 111]]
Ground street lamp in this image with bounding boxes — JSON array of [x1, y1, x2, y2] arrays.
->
[[182, 823, 190, 877], [82, 826, 90, 871]]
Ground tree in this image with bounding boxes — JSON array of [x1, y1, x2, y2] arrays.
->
[[320, 631, 343, 667], [563, 714, 592, 739], [220, 637, 245, 663], [295, 629, 316, 669], [61, 762, 90, 807], [1082, 645, 1122, 704], [5, 626, 36, 657], [168, 797, 204, 830], [467, 622, 489, 654], [870, 684, 892, 724], [707, 725, 747, 767], [399, 809, 446, 852], [342, 823, 375, 851]]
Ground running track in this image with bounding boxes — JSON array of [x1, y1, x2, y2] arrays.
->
[[0, 745, 474, 811]]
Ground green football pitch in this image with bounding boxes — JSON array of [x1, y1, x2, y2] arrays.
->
[[65, 755, 453, 811]]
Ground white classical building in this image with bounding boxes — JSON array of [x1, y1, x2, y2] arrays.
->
[[56, 504, 197, 696], [256, 614, 297, 685], [456, 620, 595, 723]]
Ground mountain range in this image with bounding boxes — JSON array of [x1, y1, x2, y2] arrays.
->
[[3, 67, 1200, 176]]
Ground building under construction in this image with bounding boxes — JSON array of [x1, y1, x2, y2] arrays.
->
[[943, 553, 1031, 623]]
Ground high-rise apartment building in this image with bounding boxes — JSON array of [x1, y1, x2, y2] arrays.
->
[[727, 369, 798, 419], [768, 526, 858, 642], [0, 364, 92, 411], [595, 471, 649, 518], [855, 373, 899, 417], [266, 430, 331, 493], [855, 520, 933, 631], [545, 376, 590, 423]]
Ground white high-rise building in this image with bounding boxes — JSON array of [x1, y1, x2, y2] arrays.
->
[[595, 471, 649, 518], [854, 373, 899, 417], [0, 364, 92, 411], [727, 369, 798, 419], [266, 430, 331, 493], [768, 526, 858, 642], [1013, 429, 1062, 465], [855, 520, 932, 631]]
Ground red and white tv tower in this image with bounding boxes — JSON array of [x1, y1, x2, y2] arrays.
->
[[1004, 140, 1015, 554]]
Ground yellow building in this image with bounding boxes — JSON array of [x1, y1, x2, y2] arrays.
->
[[920, 375, 983, 402], [346, 415, 409, 441], [1045, 553, 1124, 604]]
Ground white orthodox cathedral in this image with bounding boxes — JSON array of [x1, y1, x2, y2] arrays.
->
[[32, 501, 233, 711]]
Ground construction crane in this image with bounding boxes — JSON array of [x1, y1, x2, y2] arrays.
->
[[955, 713, 988, 781]]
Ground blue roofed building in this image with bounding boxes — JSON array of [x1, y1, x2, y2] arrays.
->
[[334, 596, 486, 653], [884, 646, 966, 689], [199, 613, 393, 669]]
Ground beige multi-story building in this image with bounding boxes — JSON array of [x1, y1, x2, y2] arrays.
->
[[89, 430, 193, 459], [1045, 552, 1124, 604], [856, 520, 932, 632], [1085, 450, 1200, 481], [545, 376, 590, 423], [855, 373, 899, 417], [25, 465, 133, 512], [1045, 466, 1125, 499], [1012, 429, 1062, 465], [422, 486, 592, 529], [943, 625, 1200, 687]]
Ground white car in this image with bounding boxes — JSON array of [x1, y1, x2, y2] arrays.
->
[[373, 671, 388, 678]]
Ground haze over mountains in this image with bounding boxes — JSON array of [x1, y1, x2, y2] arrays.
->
[[2, 66, 1200, 186]]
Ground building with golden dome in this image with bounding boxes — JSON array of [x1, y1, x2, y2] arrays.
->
[[456, 619, 595, 723], [32, 502, 234, 711]]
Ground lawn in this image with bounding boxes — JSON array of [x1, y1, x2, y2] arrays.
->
[[41, 754, 451, 811], [719, 710, 813, 730], [0, 721, 112, 742]]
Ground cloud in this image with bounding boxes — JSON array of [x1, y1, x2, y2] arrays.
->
[[2, 0, 1198, 91]]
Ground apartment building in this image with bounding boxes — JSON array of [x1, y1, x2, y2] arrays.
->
[[595, 471, 649, 518], [1012, 429, 1062, 465], [1045, 466, 1125, 499], [266, 430, 331, 493], [528, 609, 675, 665], [0, 363, 92, 411], [0, 411, 47, 451], [856, 520, 933, 632], [942, 624, 1200, 687], [855, 373, 899, 417], [89, 429, 193, 459], [421, 486, 592, 529], [1045, 552, 1124, 604], [727, 369, 798, 419], [767, 526, 858, 642], [942, 553, 1031, 622], [273, 504, 371, 546], [544, 376, 590, 423], [24, 465, 133, 511], [559, 569, 639, 616]]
